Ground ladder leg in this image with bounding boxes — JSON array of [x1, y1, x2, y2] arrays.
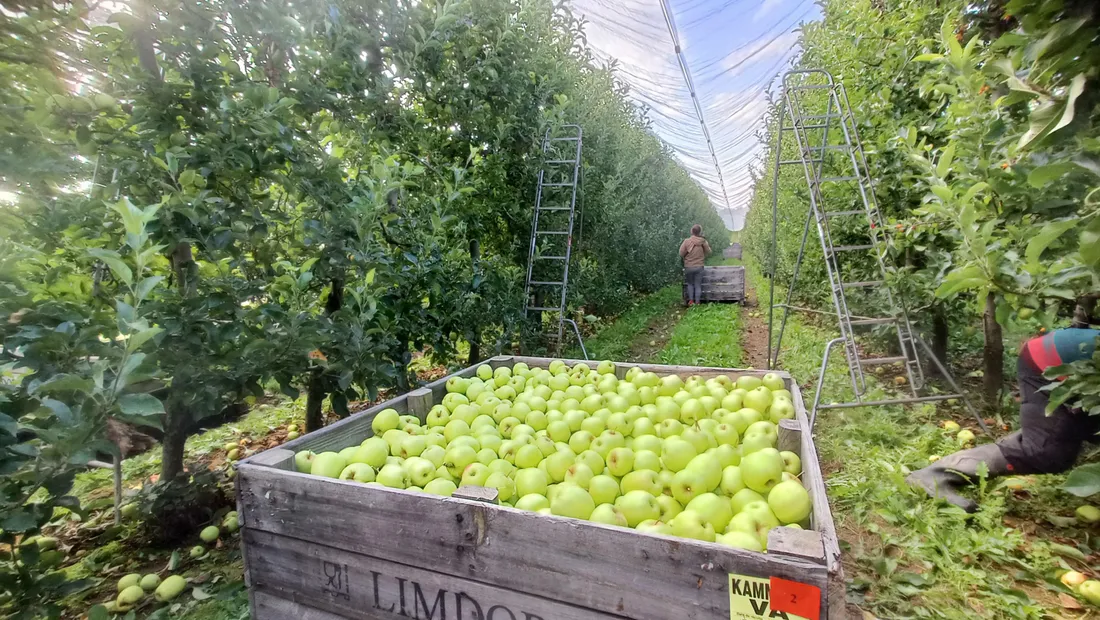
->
[[811, 338, 845, 429]]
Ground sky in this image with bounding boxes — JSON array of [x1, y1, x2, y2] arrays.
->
[[568, 0, 821, 230]]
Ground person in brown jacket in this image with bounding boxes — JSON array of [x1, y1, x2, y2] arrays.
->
[[679, 225, 712, 306]]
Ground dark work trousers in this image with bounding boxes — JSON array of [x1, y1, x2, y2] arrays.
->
[[684, 267, 704, 304], [997, 347, 1100, 474]]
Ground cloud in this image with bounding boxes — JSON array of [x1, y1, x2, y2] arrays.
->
[[753, 0, 784, 23], [721, 31, 801, 74]]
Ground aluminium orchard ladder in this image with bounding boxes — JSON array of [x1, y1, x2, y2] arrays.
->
[[766, 69, 987, 434], [523, 125, 588, 359]]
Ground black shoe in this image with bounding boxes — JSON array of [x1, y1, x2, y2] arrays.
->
[[906, 440, 1010, 512]]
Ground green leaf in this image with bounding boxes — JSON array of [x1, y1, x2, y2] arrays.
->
[[88, 248, 133, 285], [1025, 219, 1078, 267], [126, 326, 163, 352], [935, 143, 956, 178], [1051, 73, 1087, 135], [930, 186, 953, 202], [935, 265, 986, 297], [912, 53, 942, 62], [1027, 162, 1082, 188], [88, 605, 110, 620], [1081, 219, 1100, 269], [32, 373, 93, 396], [134, 275, 164, 302], [179, 169, 198, 188], [940, 16, 963, 63], [1064, 463, 1100, 497], [119, 393, 165, 417]]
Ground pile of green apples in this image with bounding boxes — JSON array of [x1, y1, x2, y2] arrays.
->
[[293, 360, 811, 552]]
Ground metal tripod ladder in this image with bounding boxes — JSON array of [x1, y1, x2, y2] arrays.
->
[[766, 69, 987, 434], [523, 125, 588, 359]]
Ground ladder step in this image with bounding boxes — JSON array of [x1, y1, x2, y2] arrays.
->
[[782, 124, 830, 131], [850, 317, 896, 326], [840, 280, 883, 289], [535, 230, 569, 235], [825, 210, 865, 217], [550, 137, 579, 142], [818, 393, 966, 410], [860, 356, 907, 366], [528, 306, 563, 312], [536, 255, 568, 260], [545, 160, 577, 164], [529, 281, 564, 286], [791, 85, 834, 91], [538, 206, 572, 211], [541, 183, 575, 187], [818, 175, 858, 183], [779, 159, 823, 166], [828, 244, 874, 253]]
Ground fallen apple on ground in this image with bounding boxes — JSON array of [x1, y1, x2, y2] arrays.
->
[[290, 361, 811, 551]]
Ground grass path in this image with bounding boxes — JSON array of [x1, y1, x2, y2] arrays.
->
[[574, 285, 685, 363]]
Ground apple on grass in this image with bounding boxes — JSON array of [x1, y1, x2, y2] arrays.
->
[[1077, 505, 1100, 524], [1062, 570, 1088, 589], [1080, 580, 1100, 606]]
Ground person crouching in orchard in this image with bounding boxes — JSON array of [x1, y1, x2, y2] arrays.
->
[[908, 295, 1100, 512], [679, 224, 711, 307]]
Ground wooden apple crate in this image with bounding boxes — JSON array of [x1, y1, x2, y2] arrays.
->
[[237, 356, 844, 620], [723, 243, 742, 260], [682, 265, 746, 303]]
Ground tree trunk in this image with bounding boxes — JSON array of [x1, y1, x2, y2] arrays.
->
[[160, 399, 188, 481], [304, 278, 345, 433], [930, 304, 949, 376], [468, 238, 481, 365], [305, 369, 325, 432], [983, 294, 1004, 404]]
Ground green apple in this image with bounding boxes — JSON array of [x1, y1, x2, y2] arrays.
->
[[657, 418, 684, 438], [942, 420, 961, 432], [476, 364, 494, 381], [477, 434, 503, 454], [575, 449, 604, 474], [727, 408, 763, 434], [351, 439, 387, 468], [597, 360, 615, 375], [740, 434, 773, 455], [717, 531, 764, 552], [488, 459, 515, 477], [372, 408, 401, 434], [741, 448, 785, 494], [661, 436, 698, 472], [294, 450, 315, 474], [720, 466, 746, 496], [484, 472, 516, 502], [635, 519, 672, 536], [399, 435, 427, 458], [376, 463, 409, 489], [653, 397, 680, 422], [311, 452, 347, 479], [424, 479, 457, 496], [615, 490, 661, 526], [590, 503, 628, 527], [565, 462, 595, 489], [712, 444, 741, 468], [679, 399, 706, 424], [606, 447, 635, 477], [444, 419, 473, 443], [563, 410, 587, 432], [761, 373, 785, 391], [686, 493, 734, 531], [656, 494, 683, 521], [1078, 580, 1100, 606], [568, 430, 595, 454], [744, 421, 778, 445], [779, 451, 802, 476], [769, 399, 796, 422], [721, 390, 745, 412], [514, 444, 542, 469], [957, 429, 975, 445], [461, 463, 491, 487], [698, 396, 720, 415], [681, 426, 715, 454], [514, 467, 549, 497], [446, 376, 471, 394], [499, 417, 522, 438], [633, 450, 661, 472], [731, 488, 767, 514], [657, 374, 684, 397], [1077, 505, 1100, 524], [767, 480, 812, 524], [669, 510, 716, 542], [671, 468, 708, 505], [338, 446, 359, 463], [550, 483, 595, 520], [404, 457, 436, 487], [533, 434, 557, 457], [632, 418, 657, 437], [453, 404, 480, 425], [546, 420, 571, 443], [633, 435, 662, 454], [476, 448, 497, 466], [685, 452, 722, 491], [544, 450, 574, 483], [443, 445, 478, 478], [712, 423, 739, 447], [516, 493, 550, 512], [736, 376, 763, 391], [656, 470, 676, 496], [339, 463, 376, 483], [621, 469, 662, 496], [548, 360, 568, 375], [584, 474, 618, 505]]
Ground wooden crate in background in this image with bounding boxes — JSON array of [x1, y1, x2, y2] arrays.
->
[[683, 265, 746, 303], [723, 243, 742, 259], [237, 356, 844, 620]]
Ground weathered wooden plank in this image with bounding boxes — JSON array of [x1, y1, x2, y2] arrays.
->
[[767, 527, 826, 565], [246, 529, 628, 620], [405, 388, 433, 417], [254, 588, 348, 620], [263, 395, 411, 457], [777, 419, 802, 454], [452, 485, 499, 504], [238, 466, 828, 620]]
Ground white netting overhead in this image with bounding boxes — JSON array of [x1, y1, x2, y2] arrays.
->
[[569, 0, 819, 230]]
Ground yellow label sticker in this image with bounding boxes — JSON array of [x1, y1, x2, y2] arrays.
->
[[728, 574, 812, 620]]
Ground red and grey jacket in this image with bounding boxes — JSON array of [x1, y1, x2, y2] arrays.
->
[[1025, 328, 1100, 372]]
